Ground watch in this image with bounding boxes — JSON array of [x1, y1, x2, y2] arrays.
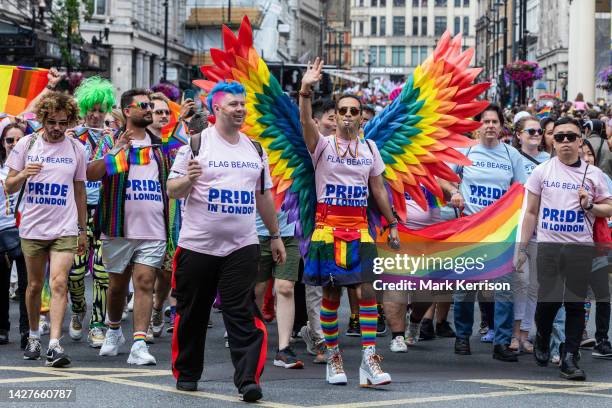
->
[[585, 201, 594, 211], [270, 234, 281, 240]]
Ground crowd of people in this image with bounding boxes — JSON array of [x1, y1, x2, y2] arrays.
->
[[0, 64, 611, 403]]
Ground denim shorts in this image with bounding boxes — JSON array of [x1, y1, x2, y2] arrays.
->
[[102, 238, 166, 273]]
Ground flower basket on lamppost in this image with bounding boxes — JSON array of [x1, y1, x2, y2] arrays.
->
[[504, 60, 543, 104], [597, 66, 612, 93]]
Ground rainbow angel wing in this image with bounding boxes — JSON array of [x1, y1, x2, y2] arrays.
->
[[193, 16, 315, 255], [364, 31, 490, 222]]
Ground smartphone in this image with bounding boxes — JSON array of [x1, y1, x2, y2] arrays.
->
[[183, 89, 196, 117]]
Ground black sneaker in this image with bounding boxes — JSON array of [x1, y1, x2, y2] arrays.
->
[[435, 321, 456, 338], [376, 305, 387, 337], [176, 380, 197, 391], [479, 320, 489, 335], [239, 383, 262, 402], [534, 332, 550, 367], [20, 332, 28, 350], [419, 318, 436, 341], [560, 351, 586, 381], [23, 337, 41, 360], [493, 344, 519, 362], [0, 329, 8, 345], [273, 346, 304, 369], [45, 344, 71, 367], [345, 316, 360, 337], [592, 340, 612, 359], [454, 337, 471, 355], [580, 330, 596, 349]]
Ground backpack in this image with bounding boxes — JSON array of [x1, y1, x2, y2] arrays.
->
[[189, 129, 266, 194]]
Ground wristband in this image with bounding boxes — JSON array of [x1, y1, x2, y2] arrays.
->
[[78, 226, 86, 233], [299, 90, 312, 98], [585, 201, 594, 211], [270, 234, 281, 240]]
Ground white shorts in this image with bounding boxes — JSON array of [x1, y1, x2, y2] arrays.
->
[[102, 238, 166, 273]]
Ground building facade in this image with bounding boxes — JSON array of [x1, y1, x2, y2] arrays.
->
[[80, 0, 194, 95], [535, 0, 568, 100], [350, 0, 478, 83]]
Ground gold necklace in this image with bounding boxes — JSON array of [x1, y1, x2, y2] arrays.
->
[[335, 135, 359, 159]]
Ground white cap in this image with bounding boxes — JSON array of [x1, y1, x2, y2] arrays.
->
[[513, 111, 531, 125]]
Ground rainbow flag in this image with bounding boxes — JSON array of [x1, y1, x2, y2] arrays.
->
[[0, 66, 49, 116], [536, 106, 551, 119], [162, 120, 189, 152], [128, 146, 152, 165], [104, 149, 129, 175], [377, 183, 525, 282], [73, 126, 91, 144]]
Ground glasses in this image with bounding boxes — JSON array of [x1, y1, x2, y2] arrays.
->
[[46, 119, 69, 127], [523, 128, 543, 136], [127, 102, 154, 110], [154, 109, 171, 116], [3, 137, 15, 144], [553, 132, 580, 143], [338, 107, 361, 116], [104, 120, 117, 127]]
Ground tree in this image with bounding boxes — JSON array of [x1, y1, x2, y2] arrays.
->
[[51, 0, 93, 70]]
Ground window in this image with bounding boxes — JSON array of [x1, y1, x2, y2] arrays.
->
[[420, 46, 428, 63], [393, 16, 405, 36], [380, 16, 386, 35], [463, 0, 469, 5], [93, 0, 107, 15], [434, 0, 446, 6], [434, 16, 446, 35], [359, 49, 365, 66], [392, 46, 405, 66], [371, 17, 377, 35], [411, 46, 419, 66], [454, 0, 460, 6], [421, 16, 427, 35], [359, 0, 364, 6], [369, 46, 377, 65], [463, 17, 469, 35], [372, 0, 378, 5], [380, 0, 386, 6], [454, 16, 460, 35], [412, 16, 419, 35], [359, 21, 364, 36], [393, 0, 405, 5], [379, 46, 386, 65], [422, 0, 427, 5], [412, 0, 419, 6]]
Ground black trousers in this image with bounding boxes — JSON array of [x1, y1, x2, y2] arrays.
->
[[171, 245, 267, 390], [0, 252, 28, 333], [590, 264, 611, 343], [535, 244, 595, 354]]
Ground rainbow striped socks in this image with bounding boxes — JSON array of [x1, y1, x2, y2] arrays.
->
[[133, 331, 147, 343], [321, 298, 340, 350], [359, 300, 378, 349]]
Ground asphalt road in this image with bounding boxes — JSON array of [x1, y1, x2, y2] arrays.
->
[[1, 282, 611, 408]]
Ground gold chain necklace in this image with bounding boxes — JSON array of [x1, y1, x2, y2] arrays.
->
[[335, 136, 359, 159]]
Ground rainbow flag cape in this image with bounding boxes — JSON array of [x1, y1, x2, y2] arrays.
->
[[104, 149, 129, 175], [377, 183, 525, 282], [0, 66, 49, 115], [128, 146, 152, 165], [536, 106, 551, 119]]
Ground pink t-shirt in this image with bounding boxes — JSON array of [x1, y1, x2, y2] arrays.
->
[[7, 133, 86, 240], [525, 157, 612, 243], [311, 136, 385, 206], [170, 126, 273, 256], [123, 134, 166, 240]]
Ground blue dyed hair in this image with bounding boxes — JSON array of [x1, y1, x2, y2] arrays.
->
[[206, 81, 246, 113]]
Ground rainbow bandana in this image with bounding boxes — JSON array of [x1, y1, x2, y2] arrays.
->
[[304, 204, 377, 287]]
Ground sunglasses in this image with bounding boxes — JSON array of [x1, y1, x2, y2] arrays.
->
[[338, 107, 361, 116], [104, 120, 117, 127], [154, 109, 171, 116], [523, 128, 543, 136], [553, 132, 580, 143], [46, 119, 69, 127], [4, 137, 15, 144], [127, 102, 154, 110]]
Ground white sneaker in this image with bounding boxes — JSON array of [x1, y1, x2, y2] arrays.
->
[[151, 308, 164, 338], [39, 316, 50, 336], [145, 326, 155, 344], [88, 327, 105, 348], [300, 325, 319, 356], [390, 335, 408, 353], [69, 311, 86, 341], [99, 328, 125, 356], [326, 349, 348, 385], [405, 321, 420, 346], [127, 294, 134, 312], [127, 341, 156, 365], [359, 346, 391, 387]]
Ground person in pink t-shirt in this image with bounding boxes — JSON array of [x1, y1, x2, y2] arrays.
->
[[87, 88, 169, 367], [517, 117, 612, 381], [299, 59, 398, 388], [167, 81, 285, 402], [5, 92, 87, 368]]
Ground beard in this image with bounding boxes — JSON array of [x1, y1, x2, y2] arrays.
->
[[132, 116, 153, 128]]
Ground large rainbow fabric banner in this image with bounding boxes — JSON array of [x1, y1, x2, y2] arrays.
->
[[0, 66, 48, 116], [377, 183, 525, 282]]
